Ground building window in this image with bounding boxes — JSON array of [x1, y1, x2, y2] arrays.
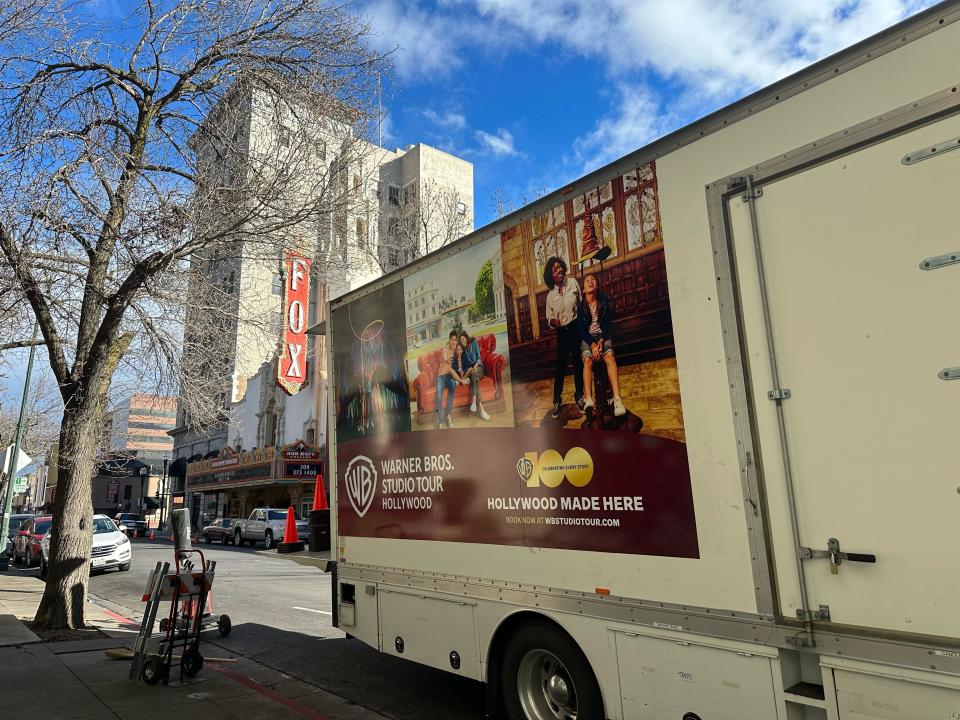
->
[[456, 201, 467, 215], [271, 273, 282, 296], [388, 185, 400, 205], [123, 485, 132, 500], [353, 174, 361, 192], [388, 247, 399, 267], [356, 218, 367, 250], [388, 216, 400, 239]]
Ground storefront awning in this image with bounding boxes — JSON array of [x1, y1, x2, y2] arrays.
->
[[168, 456, 188, 479]]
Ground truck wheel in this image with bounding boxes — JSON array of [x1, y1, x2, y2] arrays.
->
[[501, 622, 603, 720], [233, 531, 242, 547], [263, 530, 273, 550]]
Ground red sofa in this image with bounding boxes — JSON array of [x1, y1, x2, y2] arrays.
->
[[411, 334, 506, 417]]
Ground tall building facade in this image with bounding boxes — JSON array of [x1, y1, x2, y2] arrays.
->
[[103, 394, 176, 524], [168, 83, 474, 522], [110, 394, 177, 468]]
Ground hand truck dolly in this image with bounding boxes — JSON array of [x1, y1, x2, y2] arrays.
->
[[130, 549, 230, 685]]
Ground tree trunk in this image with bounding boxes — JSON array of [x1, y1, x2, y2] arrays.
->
[[33, 400, 101, 629]]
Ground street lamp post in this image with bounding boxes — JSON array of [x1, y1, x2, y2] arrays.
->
[[159, 458, 168, 531], [138, 465, 148, 519], [0, 322, 39, 568]]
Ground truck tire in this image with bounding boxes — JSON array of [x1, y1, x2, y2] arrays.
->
[[500, 622, 603, 720], [233, 530, 243, 547], [263, 530, 273, 550]]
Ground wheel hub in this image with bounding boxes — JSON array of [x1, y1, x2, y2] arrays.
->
[[517, 649, 578, 720], [546, 674, 570, 706]]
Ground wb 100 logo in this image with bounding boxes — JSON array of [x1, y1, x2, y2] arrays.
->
[[516, 448, 593, 488]]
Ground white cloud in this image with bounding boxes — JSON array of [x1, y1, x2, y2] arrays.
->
[[470, 0, 936, 93], [361, 1, 467, 81], [571, 84, 674, 174], [423, 109, 467, 130], [475, 127, 520, 157], [373, 1, 936, 94]]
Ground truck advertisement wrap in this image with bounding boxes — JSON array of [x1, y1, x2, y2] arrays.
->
[[333, 162, 698, 557]]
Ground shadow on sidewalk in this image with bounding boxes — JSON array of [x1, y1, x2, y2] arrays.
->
[[203, 622, 486, 720]]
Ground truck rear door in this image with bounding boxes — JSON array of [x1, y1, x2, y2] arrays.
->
[[720, 96, 960, 638]]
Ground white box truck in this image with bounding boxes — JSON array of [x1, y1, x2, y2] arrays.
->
[[322, 4, 960, 718]]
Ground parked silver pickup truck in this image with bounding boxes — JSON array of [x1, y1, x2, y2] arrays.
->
[[232, 508, 307, 549]]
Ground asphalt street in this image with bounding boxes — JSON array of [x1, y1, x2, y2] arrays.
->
[[8, 540, 486, 720]]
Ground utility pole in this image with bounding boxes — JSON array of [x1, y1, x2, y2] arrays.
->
[[0, 322, 39, 565]]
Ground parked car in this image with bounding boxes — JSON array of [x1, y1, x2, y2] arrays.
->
[[40, 514, 131, 579], [3, 513, 34, 556], [114, 512, 148, 537], [201, 518, 237, 545], [233, 508, 308, 549], [12, 515, 50, 567]]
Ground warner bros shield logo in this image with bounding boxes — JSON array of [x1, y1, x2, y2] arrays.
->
[[345, 456, 378, 518]]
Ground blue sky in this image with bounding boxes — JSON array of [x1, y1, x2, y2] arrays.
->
[[359, 0, 936, 227], [0, 0, 940, 410]]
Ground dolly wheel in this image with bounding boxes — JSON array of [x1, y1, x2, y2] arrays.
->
[[183, 647, 204, 678], [142, 654, 168, 685], [217, 614, 232, 637]]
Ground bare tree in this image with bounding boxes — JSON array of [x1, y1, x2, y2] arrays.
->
[[0, 0, 386, 629], [491, 185, 549, 220], [0, 372, 61, 502], [376, 178, 472, 272]]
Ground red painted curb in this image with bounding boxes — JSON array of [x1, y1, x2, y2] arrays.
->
[[102, 608, 137, 625], [209, 662, 332, 720], [97, 607, 332, 720]]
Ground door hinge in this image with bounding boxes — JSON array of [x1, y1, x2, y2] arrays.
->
[[796, 604, 831, 622], [920, 250, 960, 271], [767, 387, 791, 400], [741, 186, 763, 201]]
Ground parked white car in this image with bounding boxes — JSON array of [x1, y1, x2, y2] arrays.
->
[[40, 514, 132, 579]]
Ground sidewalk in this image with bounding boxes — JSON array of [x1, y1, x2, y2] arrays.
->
[[0, 572, 385, 720]]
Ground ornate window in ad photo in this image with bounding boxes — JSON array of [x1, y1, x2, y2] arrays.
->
[[623, 162, 662, 251], [532, 203, 570, 288], [572, 181, 617, 263]]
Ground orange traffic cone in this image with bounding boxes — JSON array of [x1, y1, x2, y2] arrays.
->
[[278, 505, 304, 553], [312, 474, 328, 510]]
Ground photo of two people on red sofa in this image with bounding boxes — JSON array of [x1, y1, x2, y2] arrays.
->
[[404, 236, 514, 430]]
